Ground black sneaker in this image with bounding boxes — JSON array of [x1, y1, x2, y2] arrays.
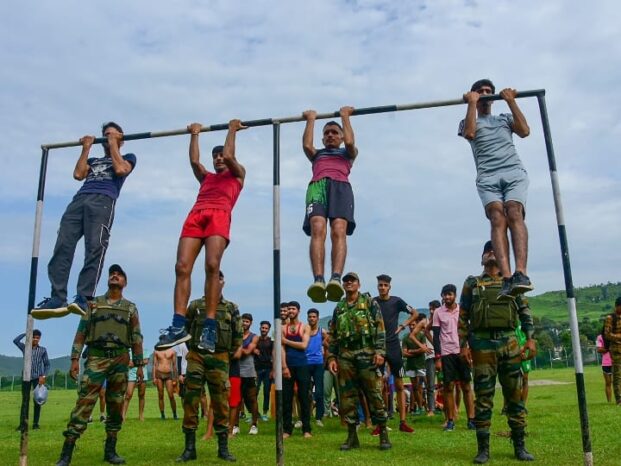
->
[[510, 272, 534, 295], [68, 295, 89, 317], [31, 297, 69, 320], [155, 326, 191, 350], [497, 277, 513, 301], [197, 320, 217, 352]]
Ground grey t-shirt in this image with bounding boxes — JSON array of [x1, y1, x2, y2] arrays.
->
[[239, 332, 257, 378], [458, 113, 524, 178]]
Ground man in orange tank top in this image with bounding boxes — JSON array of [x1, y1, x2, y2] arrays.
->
[[156, 119, 246, 353]]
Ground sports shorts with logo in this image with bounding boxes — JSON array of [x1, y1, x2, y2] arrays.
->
[[303, 178, 355, 236]]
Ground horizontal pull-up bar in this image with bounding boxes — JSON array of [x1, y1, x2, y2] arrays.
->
[[42, 89, 544, 150]]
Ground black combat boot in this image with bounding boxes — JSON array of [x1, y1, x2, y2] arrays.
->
[[103, 435, 126, 464], [339, 423, 360, 451], [511, 429, 534, 461], [473, 431, 490, 464], [217, 432, 236, 462], [56, 439, 76, 466], [176, 430, 197, 462], [378, 424, 392, 450]]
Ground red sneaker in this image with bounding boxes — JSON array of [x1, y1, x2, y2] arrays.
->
[[399, 421, 414, 433], [371, 425, 381, 436]]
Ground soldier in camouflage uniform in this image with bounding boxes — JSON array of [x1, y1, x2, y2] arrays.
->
[[176, 270, 242, 463], [603, 296, 621, 405], [326, 272, 391, 451], [459, 241, 536, 463], [56, 264, 144, 466]]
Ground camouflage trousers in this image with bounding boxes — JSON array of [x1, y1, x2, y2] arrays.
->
[[611, 349, 621, 402], [64, 353, 129, 440], [337, 348, 387, 425], [183, 350, 230, 434], [471, 334, 526, 433]]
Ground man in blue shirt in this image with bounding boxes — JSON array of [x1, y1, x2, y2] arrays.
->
[[459, 79, 533, 299], [32, 122, 136, 319]]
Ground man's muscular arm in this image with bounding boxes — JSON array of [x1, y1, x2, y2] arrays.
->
[[500, 88, 530, 138], [302, 110, 317, 161], [222, 119, 247, 185], [461, 91, 479, 140]]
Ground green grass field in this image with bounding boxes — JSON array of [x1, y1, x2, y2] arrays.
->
[[1, 366, 620, 465]]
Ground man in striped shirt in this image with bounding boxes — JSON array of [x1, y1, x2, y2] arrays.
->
[[14, 329, 50, 430]]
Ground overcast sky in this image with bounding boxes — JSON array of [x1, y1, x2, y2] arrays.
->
[[1, 0, 619, 357]]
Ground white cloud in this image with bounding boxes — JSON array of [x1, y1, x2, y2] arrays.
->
[[2, 0, 620, 356]]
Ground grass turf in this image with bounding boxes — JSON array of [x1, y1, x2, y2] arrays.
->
[[1, 366, 620, 465]]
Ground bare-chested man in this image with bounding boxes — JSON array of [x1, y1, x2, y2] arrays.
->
[[153, 348, 178, 420]]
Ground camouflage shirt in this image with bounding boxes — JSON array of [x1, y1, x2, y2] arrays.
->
[[70, 293, 144, 366], [327, 292, 386, 360], [603, 312, 621, 349], [458, 272, 534, 348]]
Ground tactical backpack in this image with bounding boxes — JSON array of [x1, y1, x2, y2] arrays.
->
[[601, 313, 619, 352], [188, 298, 239, 352], [470, 276, 519, 330]]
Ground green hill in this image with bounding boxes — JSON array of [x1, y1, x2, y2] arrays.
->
[[0, 354, 71, 377], [528, 281, 620, 323]]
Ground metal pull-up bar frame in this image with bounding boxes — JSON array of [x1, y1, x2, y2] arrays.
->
[[21, 89, 593, 466], [41, 90, 544, 149]]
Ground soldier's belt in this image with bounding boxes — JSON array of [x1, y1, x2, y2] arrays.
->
[[341, 340, 368, 351], [472, 329, 515, 340], [88, 347, 129, 358]]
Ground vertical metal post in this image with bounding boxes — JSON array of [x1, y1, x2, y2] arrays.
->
[[272, 123, 284, 465], [537, 94, 592, 466], [20, 147, 50, 465]]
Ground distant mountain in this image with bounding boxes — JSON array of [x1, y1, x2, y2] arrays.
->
[[0, 354, 71, 377]]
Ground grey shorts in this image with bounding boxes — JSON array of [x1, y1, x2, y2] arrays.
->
[[476, 168, 529, 210]]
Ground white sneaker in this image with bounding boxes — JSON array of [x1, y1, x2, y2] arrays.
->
[[232, 426, 240, 436], [249, 425, 258, 435], [294, 420, 303, 429], [316, 419, 324, 427]]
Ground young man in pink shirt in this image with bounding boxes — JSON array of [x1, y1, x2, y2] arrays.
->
[[432, 284, 475, 432], [596, 333, 613, 403]]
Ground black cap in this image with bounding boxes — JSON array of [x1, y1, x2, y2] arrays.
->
[[109, 264, 126, 279], [376, 274, 392, 283], [482, 240, 493, 255]]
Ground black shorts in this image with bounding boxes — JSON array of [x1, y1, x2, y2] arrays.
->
[[383, 351, 404, 378], [603, 366, 612, 375], [303, 178, 356, 236], [441, 354, 471, 384]]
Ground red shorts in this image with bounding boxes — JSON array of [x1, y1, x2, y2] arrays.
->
[[228, 376, 241, 408], [181, 208, 231, 240]]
